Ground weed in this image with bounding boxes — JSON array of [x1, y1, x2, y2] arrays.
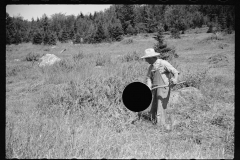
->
[[73, 51, 85, 62], [95, 53, 111, 66]]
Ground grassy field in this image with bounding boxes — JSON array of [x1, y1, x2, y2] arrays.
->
[[6, 29, 234, 159]]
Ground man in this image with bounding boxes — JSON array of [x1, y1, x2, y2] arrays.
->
[[139, 48, 179, 130]]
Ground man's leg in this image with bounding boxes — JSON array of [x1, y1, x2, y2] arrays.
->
[[156, 87, 171, 130]]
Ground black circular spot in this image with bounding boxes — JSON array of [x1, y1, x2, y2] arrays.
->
[[122, 82, 152, 112]]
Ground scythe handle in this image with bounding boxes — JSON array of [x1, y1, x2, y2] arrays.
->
[[151, 81, 186, 91]]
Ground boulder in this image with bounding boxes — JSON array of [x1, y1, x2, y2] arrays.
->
[[39, 54, 61, 67]]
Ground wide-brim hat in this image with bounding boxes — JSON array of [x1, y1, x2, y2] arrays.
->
[[140, 48, 160, 59]]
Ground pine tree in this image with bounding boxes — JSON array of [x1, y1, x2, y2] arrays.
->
[[48, 32, 57, 45], [14, 30, 22, 45], [94, 23, 106, 43], [110, 25, 123, 41], [59, 29, 69, 43], [43, 32, 50, 45], [73, 21, 78, 34], [6, 13, 15, 44], [108, 18, 123, 41], [69, 29, 75, 40], [218, 12, 227, 32], [85, 23, 96, 43], [73, 33, 81, 44], [32, 31, 42, 45], [126, 24, 135, 35], [153, 27, 178, 61]]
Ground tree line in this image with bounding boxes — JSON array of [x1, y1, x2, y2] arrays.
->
[[6, 5, 235, 45]]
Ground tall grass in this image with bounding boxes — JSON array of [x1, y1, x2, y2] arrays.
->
[[6, 33, 234, 159]]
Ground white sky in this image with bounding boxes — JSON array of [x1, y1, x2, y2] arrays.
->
[[6, 5, 111, 21]]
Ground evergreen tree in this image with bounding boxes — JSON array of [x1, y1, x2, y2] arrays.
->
[[14, 30, 22, 45], [85, 23, 96, 43], [218, 11, 227, 32], [73, 33, 81, 44], [6, 13, 15, 44], [69, 29, 75, 40], [115, 5, 135, 34], [32, 31, 43, 45], [73, 20, 78, 34], [94, 23, 106, 43], [153, 27, 178, 61], [59, 29, 69, 43], [48, 32, 57, 45], [109, 21, 124, 41], [43, 32, 51, 45], [126, 24, 135, 35], [80, 12, 84, 18]]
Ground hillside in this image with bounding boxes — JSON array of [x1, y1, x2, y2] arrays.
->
[[6, 30, 234, 159]]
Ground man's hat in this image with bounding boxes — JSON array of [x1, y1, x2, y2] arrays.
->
[[140, 48, 160, 59]]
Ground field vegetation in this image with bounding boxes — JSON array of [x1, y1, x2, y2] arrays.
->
[[6, 27, 234, 159]]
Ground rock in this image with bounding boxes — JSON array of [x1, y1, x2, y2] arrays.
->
[[169, 87, 205, 106], [39, 54, 61, 67]]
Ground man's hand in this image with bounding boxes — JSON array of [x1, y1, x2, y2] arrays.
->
[[170, 78, 178, 85]]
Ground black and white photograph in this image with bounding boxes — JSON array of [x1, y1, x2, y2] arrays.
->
[[6, 4, 234, 159]]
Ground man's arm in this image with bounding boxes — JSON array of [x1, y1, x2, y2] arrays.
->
[[162, 60, 179, 84], [146, 65, 153, 89]]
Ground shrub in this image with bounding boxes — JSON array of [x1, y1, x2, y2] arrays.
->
[[25, 52, 41, 62], [32, 32, 42, 45], [154, 27, 179, 61], [170, 28, 180, 39]]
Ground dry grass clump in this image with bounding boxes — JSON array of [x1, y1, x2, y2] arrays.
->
[[121, 51, 141, 63]]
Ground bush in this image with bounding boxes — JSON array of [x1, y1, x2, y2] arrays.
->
[[170, 28, 180, 39], [154, 27, 179, 61], [32, 32, 42, 45], [25, 52, 41, 62]]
